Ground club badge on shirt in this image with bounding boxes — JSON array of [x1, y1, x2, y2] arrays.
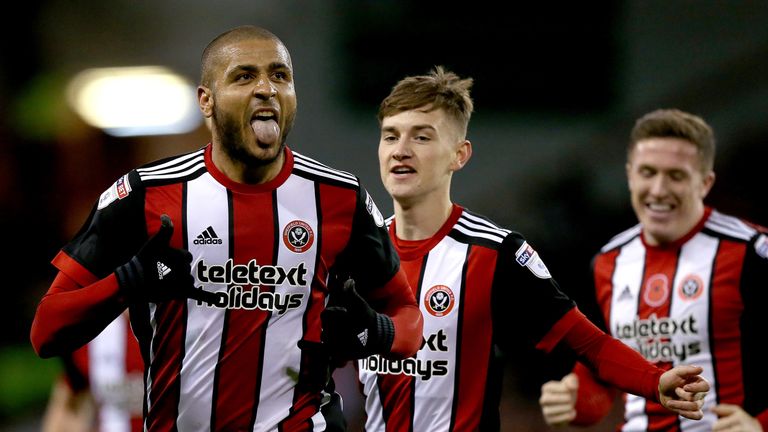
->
[[514, 241, 551, 279], [283, 220, 314, 253]]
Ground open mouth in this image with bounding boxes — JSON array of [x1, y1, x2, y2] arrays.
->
[[391, 166, 416, 174], [250, 110, 279, 144], [646, 202, 673, 212]]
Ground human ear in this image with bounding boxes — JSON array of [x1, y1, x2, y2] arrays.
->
[[197, 86, 214, 118], [453, 140, 472, 171]]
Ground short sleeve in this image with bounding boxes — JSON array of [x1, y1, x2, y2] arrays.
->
[[59, 171, 147, 279], [331, 185, 400, 293], [492, 232, 576, 351]]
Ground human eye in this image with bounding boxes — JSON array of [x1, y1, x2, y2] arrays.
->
[[381, 133, 398, 143], [638, 167, 655, 178], [669, 171, 687, 182], [235, 72, 254, 82], [272, 70, 291, 81]]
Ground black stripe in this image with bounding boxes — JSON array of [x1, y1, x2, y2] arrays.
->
[[448, 228, 504, 250], [138, 149, 204, 172], [139, 163, 208, 187], [701, 226, 751, 244], [292, 166, 358, 190], [455, 217, 507, 240], [208, 226, 219, 239], [293, 156, 356, 181]]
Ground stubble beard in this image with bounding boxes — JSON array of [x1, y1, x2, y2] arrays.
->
[[213, 107, 286, 168]]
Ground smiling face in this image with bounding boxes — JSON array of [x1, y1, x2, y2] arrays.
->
[[198, 36, 297, 174], [627, 137, 715, 246], [378, 106, 470, 208]]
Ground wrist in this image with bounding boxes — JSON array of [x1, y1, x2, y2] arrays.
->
[[375, 313, 394, 354], [115, 256, 143, 298]]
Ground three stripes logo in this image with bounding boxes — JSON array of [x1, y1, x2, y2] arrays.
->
[[157, 262, 171, 280], [357, 329, 369, 347], [194, 226, 223, 245]]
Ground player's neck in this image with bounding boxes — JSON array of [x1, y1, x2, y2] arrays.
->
[[211, 145, 285, 184], [393, 195, 453, 241]]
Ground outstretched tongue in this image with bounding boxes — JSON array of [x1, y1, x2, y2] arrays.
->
[[251, 119, 280, 145]]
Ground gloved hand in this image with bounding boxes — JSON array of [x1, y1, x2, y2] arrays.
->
[[320, 277, 394, 360], [115, 214, 217, 304]]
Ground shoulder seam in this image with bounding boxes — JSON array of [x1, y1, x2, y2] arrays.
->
[[453, 211, 509, 244], [136, 149, 206, 182], [292, 152, 358, 186], [704, 210, 756, 241], [601, 225, 641, 252]]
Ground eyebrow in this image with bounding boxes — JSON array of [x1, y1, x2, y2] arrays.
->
[[229, 62, 291, 75], [381, 124, 436, 133]]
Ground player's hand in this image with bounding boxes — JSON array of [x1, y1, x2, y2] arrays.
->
[[539, 373, 579, 426], [116, 214, 217, 304], [711, 404, 762, 431], [658, 365, 709, 420], [320, 277, 394, 360]]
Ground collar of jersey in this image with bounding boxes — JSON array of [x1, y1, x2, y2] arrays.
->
[[640, 206, 713, 250], [390, 204, 464, 260], [204, 144, 293, 194]]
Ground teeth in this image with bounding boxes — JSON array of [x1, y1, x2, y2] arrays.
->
[[648, 203, 672, 211], [254, 112, 275, 120], [392, 168, 414, 174]]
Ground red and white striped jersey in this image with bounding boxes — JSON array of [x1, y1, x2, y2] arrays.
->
[[358, 204, 576, 431], [589, 208, 768, 431], [65, 313, 144, 432], [51, 144, 416, 431]]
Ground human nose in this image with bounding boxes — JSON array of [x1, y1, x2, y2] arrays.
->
[[253, 75, 277, 99], [648, 174, 669, 196], [392, 138, 411, 161]]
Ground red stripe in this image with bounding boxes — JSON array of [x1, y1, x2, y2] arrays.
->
[[710, 240, 745, 404], [375, 257, 421, 431], [452, 246, 495, 431], [593, 249, 620, 325], [314, 183, 355, 271], [144, 185, 187, 432], [213, 192, 275, 430]]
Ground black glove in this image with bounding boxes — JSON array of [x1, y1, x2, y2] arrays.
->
[[320, 277, 394, 360], [115, 214, 217, 304]]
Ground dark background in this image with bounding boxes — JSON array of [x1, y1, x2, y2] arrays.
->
[[2, 1, 767, 430]]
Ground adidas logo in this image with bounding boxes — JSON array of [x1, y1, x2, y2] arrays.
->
[[193, 226, 223, 245], [618, 285, 633, 302], [157, 262, 171, 280], [357, 329, 368, 347]]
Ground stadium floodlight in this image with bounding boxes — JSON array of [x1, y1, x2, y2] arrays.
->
[[66, 66, 202, 137]]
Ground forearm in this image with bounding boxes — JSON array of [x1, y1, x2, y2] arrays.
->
[[571, 361, 617, 426], [371, 269, 423, 358], [31, 271, 128, 358], [559, 309, 662, 402]]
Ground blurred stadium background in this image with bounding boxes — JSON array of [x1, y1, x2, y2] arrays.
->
[[1, 1, 767, 430]]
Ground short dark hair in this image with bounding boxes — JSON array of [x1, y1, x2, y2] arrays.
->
[[200, 25, 283, 88], [378, 66, 474, 139], [629, 108, 715, 172]]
